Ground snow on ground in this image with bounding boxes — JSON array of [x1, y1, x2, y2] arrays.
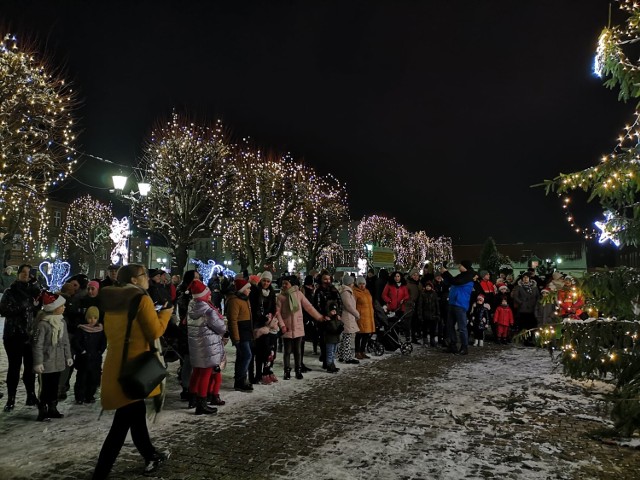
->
[[276, 348, 615, 480]]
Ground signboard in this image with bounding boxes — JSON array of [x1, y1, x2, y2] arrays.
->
[[371, 247, 395, 268]]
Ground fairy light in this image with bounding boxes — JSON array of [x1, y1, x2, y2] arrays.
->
[[0, 33, 77, 254], [60, 194, 114, 261]]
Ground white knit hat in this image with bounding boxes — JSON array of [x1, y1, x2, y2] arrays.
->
[[260, 271, 273, 281]]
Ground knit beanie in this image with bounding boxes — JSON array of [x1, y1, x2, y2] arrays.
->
[[343, 275, 355, 286], [260, 271, 273, 281], [85, 306, 100, 321]]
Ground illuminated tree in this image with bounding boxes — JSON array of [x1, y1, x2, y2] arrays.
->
[[287, 173, 350, 271], [354, 215, 400, 254], [60, 195, 113, 276], [223, 144, 310, 273], [0, 33, 77, 263], [135, 112, 232, 273]]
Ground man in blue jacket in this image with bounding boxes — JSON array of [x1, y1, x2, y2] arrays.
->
[[439, 260, 475, 355]]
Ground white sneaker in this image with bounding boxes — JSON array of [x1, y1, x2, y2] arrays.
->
[[479, 340, 484, 347]]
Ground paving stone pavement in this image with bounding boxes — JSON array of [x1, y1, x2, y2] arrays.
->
[[1, 315, 640, 480]]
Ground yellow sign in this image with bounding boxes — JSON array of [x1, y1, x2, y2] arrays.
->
[[372, 249, 395, 265]]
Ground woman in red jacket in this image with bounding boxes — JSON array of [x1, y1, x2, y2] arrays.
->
[[381, 271, 410, 313]]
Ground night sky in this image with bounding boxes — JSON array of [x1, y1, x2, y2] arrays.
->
[[2, 0, 629, 247]]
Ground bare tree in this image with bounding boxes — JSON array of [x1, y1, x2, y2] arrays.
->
[[0, 33, 78, 263], [135, 113, 231, 273]]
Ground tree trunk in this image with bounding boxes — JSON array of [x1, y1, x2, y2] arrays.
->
[[175, 243, 189, 276]]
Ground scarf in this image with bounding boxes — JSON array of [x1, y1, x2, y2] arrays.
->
[[284, 286, 300, 313], [520, 281, 533, 295], [262, 288, 270, 297], [78, 323, 104, 334], [45, 314, 65, 346]]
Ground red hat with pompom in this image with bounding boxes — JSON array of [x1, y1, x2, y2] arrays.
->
[[188, 279, 210, 299], [41, 292, 66, 312]]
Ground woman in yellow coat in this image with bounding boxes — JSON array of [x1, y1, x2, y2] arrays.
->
[[92, 264, 173, 479], [353, 276, 375, 359]]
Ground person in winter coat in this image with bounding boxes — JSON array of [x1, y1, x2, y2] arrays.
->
[[418, 281, 441, 347], [0, 263, 41, 411], [511, 273, 540, 344], [227, 277, 254, 392], [276, 275, 324, 379], [337, 275, 361, 364], [72, 306, 106, 405], [433, 273, 449, 346], [406, 269, 423, 343], [479, 270, 496, 309], [313, 272, 343, 369], [353, 276, 375, 359], [493, 298, 514, 344], [536, 288, 557, 326], [186, 279, 226, 415], [468, 294, 490, 347], [323, 300, 343, 373], [440, 260, 475, 355], [249, 271, 278, 384], [175, 270, 201, 399], [92, 264, 173, 479], [32, 292, 73, 421], [382, 271, 410, 314]]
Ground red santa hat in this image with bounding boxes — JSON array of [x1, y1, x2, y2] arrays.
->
[[234, 278, 250, 293], [541, 288, 551, 295], [188, 279, 210, 299], [498, 284, 509, 291], [41, 292, 66, 312]]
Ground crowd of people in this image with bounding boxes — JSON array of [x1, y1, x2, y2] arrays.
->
[[0, 259, 583, 477]]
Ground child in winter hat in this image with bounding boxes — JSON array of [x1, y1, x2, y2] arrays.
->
[[32, 292, 72, 421], [73, 306, 106, 405]]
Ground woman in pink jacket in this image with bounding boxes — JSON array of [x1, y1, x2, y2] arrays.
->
[[276, 276, 324, 380], [382, 271, 410, 313], [337, 275, 360, 364]]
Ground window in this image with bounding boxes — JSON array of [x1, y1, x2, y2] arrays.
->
[[54, 210, 62, 227]]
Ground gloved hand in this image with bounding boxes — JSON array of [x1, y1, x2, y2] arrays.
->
[[33, 364, 45, 374], [66, 358, 74, 367]]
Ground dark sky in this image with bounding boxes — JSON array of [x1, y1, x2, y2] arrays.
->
[[2, 0, 629, 246]]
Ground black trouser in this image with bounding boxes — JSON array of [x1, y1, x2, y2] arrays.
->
[[253, 335, 271, 380], [283, 337, 302, 371], [40, 371, 61, 405], [74, 357, 101, 401], [411, 311, 422, 339], [355, 332, 371, 353], [93, 400, 156, 480], [3, 338, 35, 396], [317, 321, 326, 363], [423, 316, 438, 339]]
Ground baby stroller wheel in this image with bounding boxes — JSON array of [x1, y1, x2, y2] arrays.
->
[[400, 342, 413, 355], [373, 341, 385, 356]]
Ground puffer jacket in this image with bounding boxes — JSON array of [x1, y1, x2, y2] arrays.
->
[[0, 280, 41, 342], [353, 286, 375, 334], [381, 283, 410, 312], [277, 287, 323, 339], [32, 315, 72, 373], [187, 299, 226, 368], [99, 285, 172, 411], [339, 285, 360, 334], [418, 289, 440, 321]]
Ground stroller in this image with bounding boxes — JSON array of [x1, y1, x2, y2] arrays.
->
[[367, 303, 414, 356]]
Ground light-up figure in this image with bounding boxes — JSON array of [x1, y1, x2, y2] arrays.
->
[[110, 216, 130, 265], [38, 260, 71, 292]]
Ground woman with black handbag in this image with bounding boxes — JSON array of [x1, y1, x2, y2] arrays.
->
[[92, 264, 173, 479]]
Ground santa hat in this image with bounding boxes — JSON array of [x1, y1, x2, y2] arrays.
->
[[249, 275, 262, 285], [188, 279, 210, 299], [498, 284, 509, 291], [42, 292, 66, 312], [476, 294, 485, 301], [541, 288, 551, 295], [234, 278, 250, 293]]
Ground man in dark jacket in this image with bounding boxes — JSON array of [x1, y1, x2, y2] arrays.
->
[[0, 264, 41, 410], [249, 271, 277, 384], [313, 272, 343, 369], [440, 260, 475, 355]]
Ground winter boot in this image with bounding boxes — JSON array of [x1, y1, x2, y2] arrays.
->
[[195, 397, 217, 415], [180, 387, 190, 401], [47, 402, 64, 419], [36, 403, 50, 422], [3, 395, 16, 412], [473, 339, 479, 346], [431, 336, 438, 347], [458, 346, 469, 356], [479, 340, 484, 347], [295, 368, 303, 380], [26, 391, 39, 406], [233, 381, 253, 392], [326, 363, 340, 373], [300, 364, 312, 372], [283, 368, 291, 380], [187, 394, 197, 409], [209, 394, 226, 406]]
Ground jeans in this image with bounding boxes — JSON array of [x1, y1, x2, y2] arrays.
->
[[325, 342, 337, 366], [234, 341, 252, 383], [447, 305, 468, 348]]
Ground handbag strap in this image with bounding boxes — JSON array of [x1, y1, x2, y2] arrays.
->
[[120, 293, 144, 375]]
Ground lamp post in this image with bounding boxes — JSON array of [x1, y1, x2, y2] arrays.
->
[[111, 174, 151, 266]]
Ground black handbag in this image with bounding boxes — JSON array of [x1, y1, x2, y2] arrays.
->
[[118, 294, 167, 400]]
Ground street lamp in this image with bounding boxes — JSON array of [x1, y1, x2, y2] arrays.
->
[[156, 257, 167, 269]]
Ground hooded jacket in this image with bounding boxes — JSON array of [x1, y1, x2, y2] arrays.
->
[[187, 299, 226, 368]]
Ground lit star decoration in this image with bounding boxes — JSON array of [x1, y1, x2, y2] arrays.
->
[[110, 216, 130, 266], [38, 259, 71, 292], [595, 211, 622, 247], [0, 33, 77, 254]]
